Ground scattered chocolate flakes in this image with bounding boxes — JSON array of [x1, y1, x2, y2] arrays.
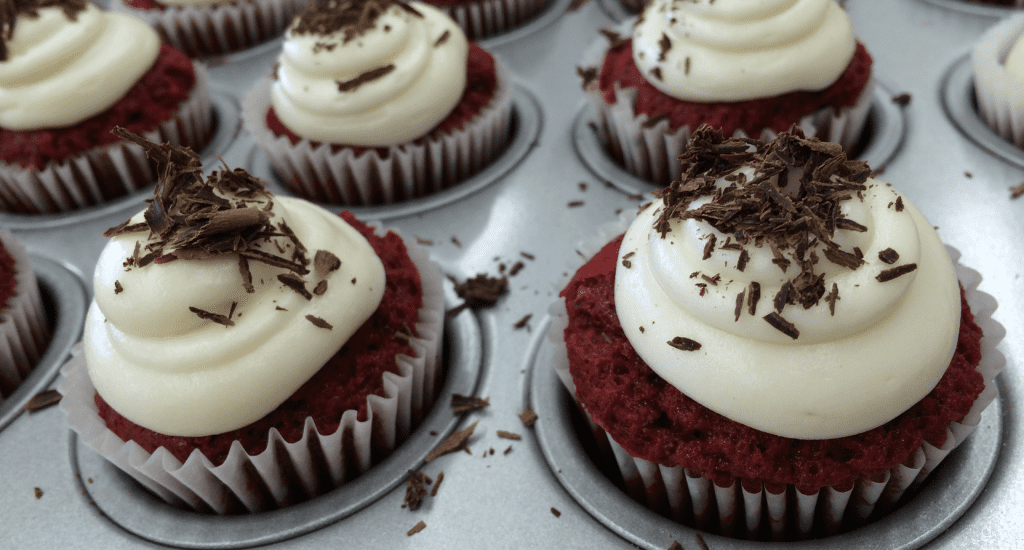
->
[[763, 312, 799, 340], [425, 421, 478, 462], [568, 200, 584, 208], [825, 282, 840, 316], [747, 281, 761, 315], [513, 313, 532, 330], [650, 66, 663, 81], [685, 56, 691, 75], [449, 274, 509, 316], [622, 258, 632, 269], [504, 445, 513, 455], [736, 248, 749, 272], [835, 218, 867, 232], [416, 237, 433, 246], [667, 542, 684, 550], [639, 326, 645, 333], [878, 248, 899, 264], [314, 249, 341, 275], [407, 521, 426, 536], [965, 171, 973, 179], [337, 64, 395, 92], [895, 196, 904, 212], [667, 336, 702, 351], [278, 273, 313, 300], [734, 290, 745, 321], [190, 307, 235, 327], [313, 280, 328, 296], [434, 29, 449, 47], [702, 233, 716, 260], [23, 389, 61, 413], [550, 507, 562, 518], [823, 245, 865, 270], [497, 430, 522, 440], [519, 406, 538, 427], [578, 182, 588, 191], [430, 471, 444, 497], [1011, 182, 1024, 199], [700, 273, 720, 286], [113, 280, 123, 294], [450, 394, 489, 414], [403, 470, 432, 511], [658, 32, 671, 61], [892, 92, 912, 106], [305, 314, 332, 329], [509, 261, 525, 276], [876, 263, 918, 282], [521, 251, 535, 260], [33, 487, 43, 500]]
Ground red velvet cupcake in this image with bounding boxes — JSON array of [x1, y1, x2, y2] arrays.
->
[[550, 128, 1004, 540], [60, 135, 444, 513], [242, 0, 513, 206], [579, 0, 874, 185], [0, 1, 213, 214], [0, 230, 50, 399]]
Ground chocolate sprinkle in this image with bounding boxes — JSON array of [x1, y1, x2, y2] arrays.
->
[[337, 64, 395, 92], [450, 394, 489, 414], [425, 421, 478, 462], [513, 313, 532, 329], [190, 307, 235, 327], [430, 471, 444, 497], [763, 312, 799, 339], [497, 430, 522, 440], [825, 282, 840, 316], [747, 281, 760, 315], [667, 336, 702, 351], [278, 273, 313, 300], [407, 521, 426, 536], [113, 280, 123, 294], [22, 389, 61, 412], [518, 406, 538, 427], [878, 247, 899, 264], [314, 249, 341, 275], [658, 32, 671, 61], [434, 29, 449, 46], [305, 314, 332, 329], [550, 507, 562, 518], [892, 92, 912, 106], [895, 196, 904, 212], [876, 263, 918, 282], [734, 290, 745, 321], [403, 470, 432, 511], [702, 233, 716, 260]]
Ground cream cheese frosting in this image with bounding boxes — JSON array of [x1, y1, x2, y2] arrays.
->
[[85, 172, 386, 436], [631, 0, 856, 102], [271, 0, 468, 146], [0, 3, 159, 130], [1004, 32, 1024, 81], [614, 130, 960, 440]]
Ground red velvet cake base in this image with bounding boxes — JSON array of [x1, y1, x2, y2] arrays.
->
[[561, 235, 985, 493], [96, 213, 424, 466], [0, 44, 196, 171], [0, 240, 16, 312]]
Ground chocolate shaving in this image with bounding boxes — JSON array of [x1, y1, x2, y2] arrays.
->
[[822, 245, 865, 270], [734, 290, 745, 321], [305, 314, 332, 329], [519, 406, 538, 427], [892, 92, 912, 106], [763, 312, 799, 339], [835, 218, 867, 232], [513, 313, 532, 329], [694, 533, 711, 550], [876, 263, 917, 282], [685, 56, 691, 75], [449, 274, 508, 315], [747, 281, 760, 315], [497, 430, 522, 440], [292, 0, 418, 43], [550, 507, 562, 518], [113, 280, 123, 294], [430, 471, 444, 497], [314, 249, 341, 275], [434, 29, 449, 46], [650, 67, 663, 81], [878, 248, 899, 264], [403, 470, 431, 511], [895, 196, 904, 212], [313, 280, 328, 296], [337, 64, 395, 92], [278, 273, 313, 299], [825, 282, 840, 315], [702, 233, 716, 260], [450, 394, 489, 414], [657, 32, 671, 61], [425, 421, 478, 462], [23, 389, 61, 412], [577, 66, 598, 89], [190, 307, 235, 327], [1011, 182, 1024, 199], [667, 336, 702, 351], [736, 248, 749, 271], [407, 521, 426, 536], [509, 261, 525, 276], [668, 542, 684, 550]]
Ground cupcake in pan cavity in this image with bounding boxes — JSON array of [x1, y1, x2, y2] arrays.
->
[[420, 0, 552, 40], [111, 0, 308, 57], [0, 231, 50, 399], [242, 0, 513, 207], [552, 127, 1003, 541], [973, 13, 1024, 148], [578, 0, 874, 186], [0, 0, 213, 214], [59, 131, 444, 514]]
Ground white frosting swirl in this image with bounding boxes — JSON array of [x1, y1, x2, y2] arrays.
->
[[84, 197, 387, 437], [0, 5, 159, 130], [632, 0, 856, 102], [615, 181, 960, 439], [1004, 33, 1024, 81], [271, 1, 468, 146]]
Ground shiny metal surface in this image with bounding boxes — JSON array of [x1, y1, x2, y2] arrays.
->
[[2, 1, 1023, 549]]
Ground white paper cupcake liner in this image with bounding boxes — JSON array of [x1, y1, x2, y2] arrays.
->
[[434, 0, 551, 40], [59, 227, 444, 514], [0, 63, 214, 215], [113, 0, 306, 57], [241, 55, 513, 206], [973, 13, 1024, 148], [0, 231, 50, 399], [548, 214, 1006, 541], [579, 22, 875, 186]]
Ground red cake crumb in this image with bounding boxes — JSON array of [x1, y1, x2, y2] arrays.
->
[[95, 212, 424, 466], [598, 40, 873, 138], [265, 42, 498, 155], [0, 240, 17, 312], [561, 235, 985, 493], [0, 44, 195, 170]]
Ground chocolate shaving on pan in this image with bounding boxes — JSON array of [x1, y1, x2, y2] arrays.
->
[[577, 66, 598, 89], [450, 394, 489, 414], [513, 313, 532, 330], [550, 507, 562, 518], [190, 307, 235, 327], [878, 247, 899, 264], [407, 521, 426, 536], [876, 263, 918, 282], [763, 312, 799, 340], [403, 470, 432, 511], [825, 282, 840, 315], [667, 542, 684, 550], [702, 233, 716, 260], [509, 261, 525, 276], [434, 29, 449, 46], [337, 64, 395, 92], [568, 200, 584, 208], [314, 249, 341, 275], [519, 406, 538, 427], [1011, 182, 1024, 199], [747, 281, 761, 315], [278, 273, 313, 299], [521, 251, 535, 260], [425, 421, 478, 462], [416, 237, 433, 246], [305, 314, 332, 329], [598, 28, 623, 48], [497, 430, 522, 440], [430, 471, 444, 497], [892, 92, 912, 106], [113, 280, 123, 294], [23, 389, 61, 413], [448, 274, 509, 316], [504, 445, 513, 455], [667, 336, 702, 351], [694, 532, 711, 550], [451, 236, 462, 247], [33, 487, 43, 500]]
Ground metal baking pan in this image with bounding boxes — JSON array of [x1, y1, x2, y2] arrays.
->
[[2, 1, 1023, 548]]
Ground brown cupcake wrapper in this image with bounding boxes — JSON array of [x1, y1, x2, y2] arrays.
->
[[0, 231, 50, 399], [113, 0, 306, 57], [973, 14, 1024, 148], [548, 215, 1005, 540], [0, 63, 214, 215], [241, 57, 513, 206], [59, 227, 445, 514], [435, 0, 551, 40], [580, 24, 874, 186]]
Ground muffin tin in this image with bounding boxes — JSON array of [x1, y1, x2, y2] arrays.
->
[[2, 1, 1023, 548]]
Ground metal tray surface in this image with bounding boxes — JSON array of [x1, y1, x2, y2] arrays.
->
[[3, 2, 1024, 549]]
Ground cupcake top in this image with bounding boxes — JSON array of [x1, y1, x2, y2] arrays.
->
[[84, 131, 386, 437], [270, 0, 468, 146], [615, 127, 960, 439], [631, 0, 856, 102], [0, 0, 159, 130]]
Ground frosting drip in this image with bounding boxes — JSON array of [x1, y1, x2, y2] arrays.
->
[[271, 0, 468, 145], [632, 0, 856, 102], [0, 4, 159, 130]]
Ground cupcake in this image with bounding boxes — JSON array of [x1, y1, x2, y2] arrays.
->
[[0, 0, 213, 214], [242, 0, 513, 206], [420, 0, 551, 40], [552, 127, 1002, 540], [59, 131, 444, 513], [0, 230, 50, 399], [973, 13, 1024, 148], [578, 0, 874, 186], [111, 0, 308, 57]]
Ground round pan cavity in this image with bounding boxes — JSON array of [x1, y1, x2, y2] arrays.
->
[[941, 54, 1024, 169]]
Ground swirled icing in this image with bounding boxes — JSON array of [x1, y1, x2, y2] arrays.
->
[[270, 0, 468, 146], [85, 196, 386, 437], [0, 4, 159, 130], [631, 0, 856, 102]]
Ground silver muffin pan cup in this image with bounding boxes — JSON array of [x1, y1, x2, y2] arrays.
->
[[941, 54, 1024, 169]]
